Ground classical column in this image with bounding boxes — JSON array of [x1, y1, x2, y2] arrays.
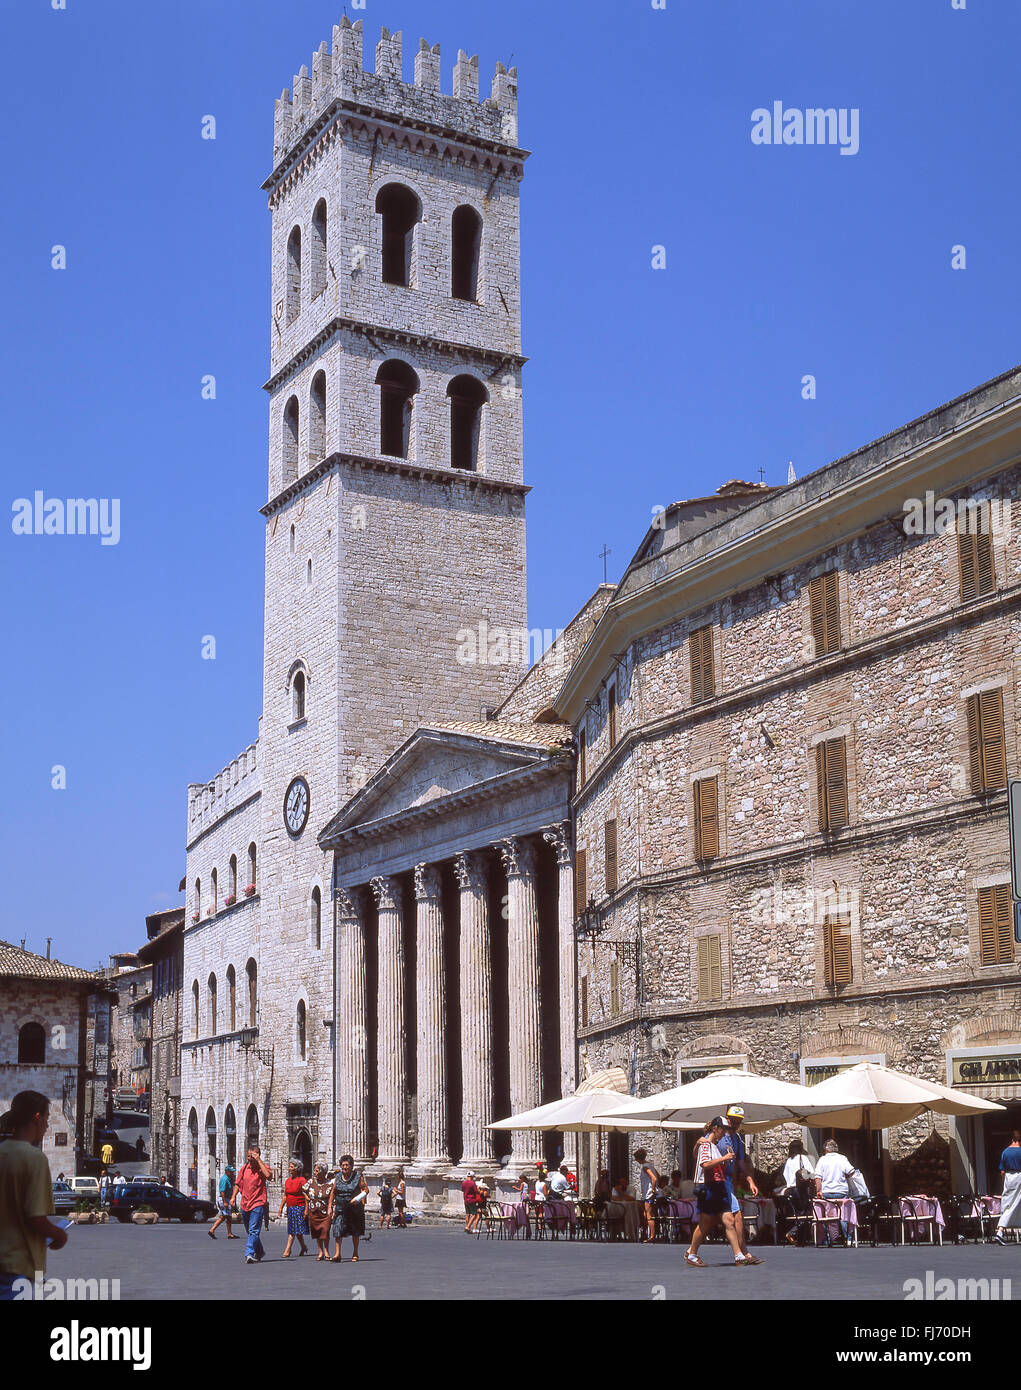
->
[[543, 822, 578, 1172], [335, 885, 369, 1164], [412, 863, 447, 1172], [497, 836, 542, 1158], [370, 874, 407, 1166], [454, 851, 493, 1167]]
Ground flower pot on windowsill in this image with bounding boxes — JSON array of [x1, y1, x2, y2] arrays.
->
[[224, 895, 236, 907], [192, 914, 200, 924], [244, 886, 256, 898]]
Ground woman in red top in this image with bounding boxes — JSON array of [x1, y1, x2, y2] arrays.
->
[[276, 1159, 309, 1257]]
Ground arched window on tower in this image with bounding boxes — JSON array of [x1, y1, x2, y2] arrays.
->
[[210, 867, 217, 914], [228, 854, 237, 902], [451, 205, 482, 301], [246, 959, 258, 1026], [247, 842, 257, 895], [226, 964, 236, 1031], [291, 669, 306, 722], [309, 371, 326, 464], [245, 1105, 259, 1153], [207, 972, 217, 1034], [193, 878, 201, 920], [375, 183, 420, 288], [286, 224, 301, 324], [376, 360, 419, 460], [311, 886, 321, 949], [447, 375, 488, 471], [310, 199, 327, 299], [224, 1103, 237, 1168], [192, 980, 200, 1038], [18, 1021, 45, 1064], [283, 396, 299, 484], [296, 1000, 307, 1061]]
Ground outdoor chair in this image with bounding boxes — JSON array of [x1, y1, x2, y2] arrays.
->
[[810, 1197, 858, 1247], [476, 1201, 512, 1241], [946, 1195, 982, 1244], [977, 1196, 1003, 1240], [855, 1195, 903, 1247], [898, 1196, 944, 1246], [774, 1193, 812, 1247]]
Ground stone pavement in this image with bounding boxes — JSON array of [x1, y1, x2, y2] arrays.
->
[[49, 1222, 1020, 1301]]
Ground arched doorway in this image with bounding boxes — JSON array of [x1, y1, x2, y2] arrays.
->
[[294, 1127, 313, 1178], [186, 1109, 198, 1196], [205, 1108, 217, 1204]]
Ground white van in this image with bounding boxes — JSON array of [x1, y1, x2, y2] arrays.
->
[[71, 1176, 101, 1198]]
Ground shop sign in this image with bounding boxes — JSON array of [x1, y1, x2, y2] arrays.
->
[[952, 1054, 1021, 1085]]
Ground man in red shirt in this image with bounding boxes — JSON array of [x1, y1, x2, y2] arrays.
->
[[461, 1172, 481, 1234], [232, 1144, 271, 1264]]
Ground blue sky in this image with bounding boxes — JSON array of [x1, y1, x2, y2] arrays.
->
[[1, 0, 1018, 968]]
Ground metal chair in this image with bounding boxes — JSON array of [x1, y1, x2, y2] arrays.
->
[[898, 1196, 943, 1246], [811, 1197, 858, 1247], [857, 1195, 903, 1246]]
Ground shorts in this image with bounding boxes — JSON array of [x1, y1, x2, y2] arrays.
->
[[464, 1200, 479, 1214], [217, 1199, 231, 1216], [697, 1182, 729, 1217], [724, 1182, 741, 1214]]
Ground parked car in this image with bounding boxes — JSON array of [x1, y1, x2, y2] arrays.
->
[[71, 1176, 101, 1200], [113, 1089, 138, 1111], [51, 1180, 77, 1214], [109, 1181, 215, 1224], [129, 1174, 163, 1183]]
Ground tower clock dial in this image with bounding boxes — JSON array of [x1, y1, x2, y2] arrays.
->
[[284, 776, 310, 836]]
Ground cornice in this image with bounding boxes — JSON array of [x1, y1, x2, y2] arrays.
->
[[263, 97, 529, 199], [264, 315, 526, 395], [260, 449, 528, 519]]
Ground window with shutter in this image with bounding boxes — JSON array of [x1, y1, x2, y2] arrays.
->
[[575, 847, 587, 917], [693, 777, 720, 861], [608, 682, 617, 750], [577, 727, 586, 788], [809, 571, 841, 657], [977, 884, 1013, 966], [697, 935, 723, 1002], [823, 916, 853, 987], [958, 505, 994, 602], [604, 819, 618, 895], [690, 625, 716, 703], [816, 737, 849, 831], [965, 689, 1007, 793]]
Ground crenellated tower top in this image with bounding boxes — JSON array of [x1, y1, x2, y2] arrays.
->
[[272, 19, 519, 167]]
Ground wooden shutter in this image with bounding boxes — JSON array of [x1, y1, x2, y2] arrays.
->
[[823, 916, 853, 987], [809, 572, 841, 656], [958, 505, 994, 602], [604, 819, 618, 895], [697, 935, 722, 1002], [690, 625, 716, 703], [608, 682, 617, 750], [575, 847, 587, 916], [693, 777, 719, 861], [577, 727, 586, 788], [816, 737, 849, 831], [966, 690, 1007, 793], [977, 885, 1013, 966]]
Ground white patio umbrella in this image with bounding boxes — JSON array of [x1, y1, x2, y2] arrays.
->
[[588, 1067, 836, 1132], [792, 1062, 1006, 1130], [488, 1089, 634, 1133]]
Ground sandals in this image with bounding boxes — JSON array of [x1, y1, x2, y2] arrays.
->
[[684, 1252, 706, 1267]]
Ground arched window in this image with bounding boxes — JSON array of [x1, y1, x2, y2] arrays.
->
[[451, 205, 482, 301], [205, 1106, 217, 1167], [247, 843, 257, 895], [245, 1105, 259, 1153], [208, 973, 217, 1034], [226, 964, 236, 1031], [210, 867, 217, 914], [228, 854, 237, 901], [375, 183, 420, 287], [193, 878, 201, 919], [17, 1021, 45, 1064], [447, 374, 488, 471], [283, 396, 299, 484], [286, 225, 301, 324], [224, 1104, 237, 1168], [376, 359, 419, 459], [291, 669, 306, 722], [311, 886, 321, 949], [192, 980, 200, 1038], [289, 524, 296, 555], [296, 1000, 307, 1061], [187, 1108, 199, 1192], [309, 371, 327, 463], [246, 959, 258, 1026], [306, 558, 313, 587], [310, 199, 327, 299]]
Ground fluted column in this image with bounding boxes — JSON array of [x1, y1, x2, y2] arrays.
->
[[454, 851, 493, 1167], [335, 885, 369, 1164], [498, 837, 542, 1157], [412, 863, 447, 1171], [371, 874, 407, 1165], [543, 822, 578, 1172]]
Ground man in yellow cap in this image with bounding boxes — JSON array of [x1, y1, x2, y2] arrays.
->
[[718, 1105, 763, 1264]]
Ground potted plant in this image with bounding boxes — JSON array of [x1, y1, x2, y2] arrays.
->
[[224, 894, 236, 907], [73, 1198, 101, 1224], [131, 1204, 159, 1225], [244, 885, 256, 898], [192, 912, 200, 924]]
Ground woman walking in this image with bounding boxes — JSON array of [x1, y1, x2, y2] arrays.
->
[[277, 1159, 309, 1257], [378, 1175, 394, 1229], [305, 1163, 333, 1260], [684, 1117, 750, 1268], [328, 1154, 369, 1262], [992, 1130, 1021, 1245]]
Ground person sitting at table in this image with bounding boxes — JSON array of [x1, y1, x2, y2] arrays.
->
[[594, 1169, 612, 1202], [547, 1164, 574, 1201], [665, 1169, 683, 1200], [814, 1139, 861, 1244]]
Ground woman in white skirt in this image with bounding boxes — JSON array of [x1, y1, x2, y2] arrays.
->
[[992, 1131, 1021, 1245]]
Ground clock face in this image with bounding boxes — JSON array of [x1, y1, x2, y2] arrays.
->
[[284, 776, 310, 836]]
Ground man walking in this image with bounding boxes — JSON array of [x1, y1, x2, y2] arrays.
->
[[718, 1106, 763, 1264], [0, 1091, 69, 1300], [233, 1144, 271, 1264]]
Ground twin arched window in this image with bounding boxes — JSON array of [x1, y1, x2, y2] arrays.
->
[[375, 184, 481, 299], [284, 201, 327, 325]]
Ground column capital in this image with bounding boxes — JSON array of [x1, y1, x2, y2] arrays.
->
[[369, 874, 401, 911], [453, 850, 488, 894], [496, 836, 536, 880], [413, 863, 443, 903], [542, 821, 572, 866], [335, 884, 364, 920]]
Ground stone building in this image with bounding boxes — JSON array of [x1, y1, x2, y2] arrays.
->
[[105, 951, 150, 1101], [137, 907, 185, 1185], [558, 369, 1021, 1197], [0, 940, 114, 1173]]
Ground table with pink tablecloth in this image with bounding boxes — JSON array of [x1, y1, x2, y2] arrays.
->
[[605, 1199, 641, 1241], [899, 1196, 945, 1242], [812, 1197, 858, 1245], [543, 1200, 577, 1232], [668, 1199, 698, 1237]]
